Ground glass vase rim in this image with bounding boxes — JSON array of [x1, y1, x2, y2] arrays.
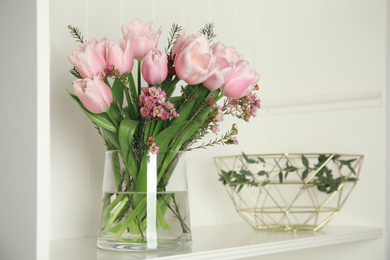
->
[[105, 149, 186, 155]]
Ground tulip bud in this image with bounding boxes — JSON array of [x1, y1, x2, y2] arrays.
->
[[141, 49, 168, 84], [68, 38, 108, 79], [73, 76, 113, 114], [107, 40, 134, 75], [121, 18, 162, 60], [221, 61, 260, 99]]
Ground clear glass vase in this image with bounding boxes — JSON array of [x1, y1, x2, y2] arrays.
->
[[97, 150, 192, 251]]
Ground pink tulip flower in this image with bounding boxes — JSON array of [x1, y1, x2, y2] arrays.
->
[[107, 40, 134, 75], [203, 57, 233, 91], [221, 60, 260, 99], [173, 33, 217, 85], [211, 42, 242, 63], [121, 18, 163, 60], [171, 30, 190, 57], [68, 38, 109, 79], [73, 76, 113, 114], [203, 42, 243, 91], [141, 49, 168, 84]]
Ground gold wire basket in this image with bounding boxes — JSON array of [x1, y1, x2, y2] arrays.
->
[[214, 153, 364, 231]]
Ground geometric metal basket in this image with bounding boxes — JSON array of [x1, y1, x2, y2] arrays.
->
[[214, 153, 364, 232]]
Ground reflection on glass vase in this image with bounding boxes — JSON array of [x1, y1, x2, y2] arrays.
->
[[97, 150, 192, 251]]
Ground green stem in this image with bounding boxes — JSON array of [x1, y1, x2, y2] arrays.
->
[[111, 153, 123, 189], [137, 60, 142, 95], [128, 216, 139, 234], [156, 196, 172, 230], [157, 153, 179, 185], [103, 196, 129, 234], [152, 120, 164, 137], [103, 77, 111, 87], [103, 194, 126, 217], [128, 73, 140, 119], [166, 76, 180, 99], [124, 87, 135, 119], [213, 93, 223, 104], [117, 198, 147, 237], [144, 120, 152, 144], [144, 120, 156, 143], [128, 73, 139, 103], [106, 110, 119, 129]]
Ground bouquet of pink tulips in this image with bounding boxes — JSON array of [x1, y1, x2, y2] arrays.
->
[[67, 19, 260, 242]]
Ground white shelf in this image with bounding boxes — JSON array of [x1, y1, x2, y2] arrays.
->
[[50, 223, 382, 260]]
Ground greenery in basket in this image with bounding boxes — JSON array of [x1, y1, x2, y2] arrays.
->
[[218, 153, 358, 194], [66, 19, 261, 239]]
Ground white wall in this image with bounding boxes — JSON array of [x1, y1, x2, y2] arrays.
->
[[0, 1, 38, 260], [50, 0, 388, 259]]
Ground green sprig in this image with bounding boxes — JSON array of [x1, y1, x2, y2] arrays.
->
[[70, 68, 82, 79], [183, 128, 237, 151], [68, 25, 85, 44], [199, 23, 217, 42], [166, 23, 182, 54]]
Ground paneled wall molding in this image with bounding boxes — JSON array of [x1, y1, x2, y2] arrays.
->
[[261, 89, 382, 115], [37, 0, 51, 259], [385, 1, 390, 259]]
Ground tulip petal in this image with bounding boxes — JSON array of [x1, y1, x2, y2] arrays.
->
[[222, 61, 260, 99], [73, 77, 112, 114], [122, 19, 162, 60]]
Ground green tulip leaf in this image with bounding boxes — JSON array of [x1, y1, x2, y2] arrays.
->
[[154, 121, 189, 153], [171, 106, 213, 152], [135, 153, 149, 192], [102, 128, 120, 150], [170, 102, 195, 126], [118, 119, 140, 178], [111, 78, 124, 107]]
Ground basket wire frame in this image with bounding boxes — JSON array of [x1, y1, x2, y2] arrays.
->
[[214, 153, 364, 232]]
